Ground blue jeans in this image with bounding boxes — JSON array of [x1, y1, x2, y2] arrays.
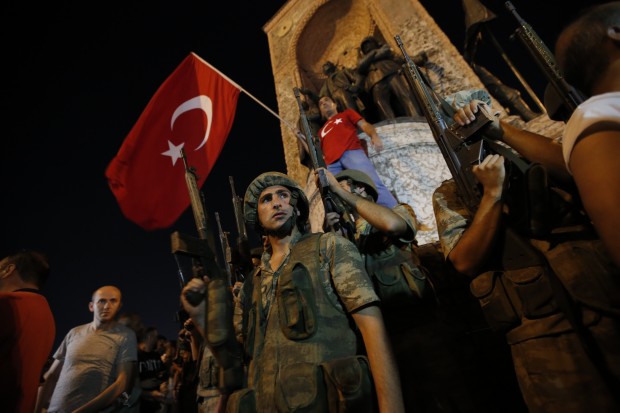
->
[[327, 149, 397, 208]]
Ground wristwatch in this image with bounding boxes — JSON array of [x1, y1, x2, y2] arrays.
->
[[119, 391, 131, 406]]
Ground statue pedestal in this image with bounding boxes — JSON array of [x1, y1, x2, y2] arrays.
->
[[365, 118, 451, 245]]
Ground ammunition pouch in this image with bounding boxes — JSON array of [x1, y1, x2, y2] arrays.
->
[[373, 262, 428, 307], [278, 263, 318, 340], [470, 265, 558, 331], [206, 278, 244, 394], [365, 244, 429, 308], [275, 356, 373, 413], [321, 355, 373, 413], [226, 388, 256, 413], [542, 239, 620, 316]]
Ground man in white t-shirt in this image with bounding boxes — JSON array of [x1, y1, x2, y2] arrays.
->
[[452, 2, 620, 267]]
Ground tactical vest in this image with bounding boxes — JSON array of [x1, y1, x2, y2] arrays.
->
[[245, 233, 364, 413], [470, 227, 620, 342], [358, 209, 430, 307]]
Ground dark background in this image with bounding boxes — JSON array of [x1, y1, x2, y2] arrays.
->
[[1, 0, 604, 348]]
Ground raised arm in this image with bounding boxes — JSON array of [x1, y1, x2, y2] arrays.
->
[[454, 100, 571, 185], [447, 154, 505, 276], [320, 167, 407, 237]]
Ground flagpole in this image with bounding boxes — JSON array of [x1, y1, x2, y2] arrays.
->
[[193, 53, 297, 133]]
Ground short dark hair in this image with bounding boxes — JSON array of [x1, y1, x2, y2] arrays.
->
[[4, 250, 50, 288]]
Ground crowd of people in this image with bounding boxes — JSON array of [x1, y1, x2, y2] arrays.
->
[[2, 2, 619, 412]]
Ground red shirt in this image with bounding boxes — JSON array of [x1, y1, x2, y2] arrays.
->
[[0, 291, 56, 413], [318, 108, 364, 164]]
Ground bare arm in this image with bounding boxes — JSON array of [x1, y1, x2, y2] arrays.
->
[[570, 129, 620, 267], [352, 306, 405, 413], [320, 167, 407, 237], [357, 119, 384, 152], [454, 100, 571, 185], [448, 154, 505, 276], [74, 360, 134, 413], [35, 358, 62, 413]]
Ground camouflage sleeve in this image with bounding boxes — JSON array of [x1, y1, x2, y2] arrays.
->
[[321, 232, 379, 312], [392, 203, 418, 243], [432, 180, 471, 259], [444, 89, 492, 109]]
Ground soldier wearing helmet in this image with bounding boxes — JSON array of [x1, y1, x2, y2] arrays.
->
[[322, 167, 436, 411], [228, 171, 404, 412]]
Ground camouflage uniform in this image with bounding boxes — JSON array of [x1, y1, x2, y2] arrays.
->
[[355, 203, 428, 307], [235, 172, 379, 412], [433, 179, 620, 413], [196, 345, 221, 413]]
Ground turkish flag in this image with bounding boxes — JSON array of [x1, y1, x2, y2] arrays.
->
[[106, 52, 240, 230]]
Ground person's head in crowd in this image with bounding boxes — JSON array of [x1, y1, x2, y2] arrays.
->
[[90, 285, 123, 326], [555, 2, 620, 98], [138, 326, 159, 351], [0, 249, 50, 292], [335, 169, 379, 202]]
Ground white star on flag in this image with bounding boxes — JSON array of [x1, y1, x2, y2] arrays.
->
[[162, 140, 185, 165]]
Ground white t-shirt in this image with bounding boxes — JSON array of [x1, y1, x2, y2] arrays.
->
[[562, 92, 620, 173]]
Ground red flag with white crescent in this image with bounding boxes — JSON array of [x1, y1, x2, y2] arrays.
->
[[105, 52, 240, 230]]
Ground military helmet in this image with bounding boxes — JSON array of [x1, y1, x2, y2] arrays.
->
[[335, 169, 378, 201], [243, 171, 309, 229], [360, 36, 379, 54]]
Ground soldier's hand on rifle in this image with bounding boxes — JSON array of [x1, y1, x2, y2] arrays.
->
[[324, 212, 341, 230], [180, 278, 207, 337], [472, 154, 506, 201], [452, 100, 503, 140], [315, 167, 348, 199]]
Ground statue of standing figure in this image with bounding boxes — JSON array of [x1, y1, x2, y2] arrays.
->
[[319, 61, 365, 114], [356, 36, 422, 121]]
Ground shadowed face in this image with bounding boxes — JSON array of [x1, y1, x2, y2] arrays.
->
[[319, 96, 337, 118], [90, 286, 122, 324], [257, 185, 295, 233]]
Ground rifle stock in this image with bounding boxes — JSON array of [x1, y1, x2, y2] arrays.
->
[[504, 1, 584, 120], [293, 87, 356, 240]]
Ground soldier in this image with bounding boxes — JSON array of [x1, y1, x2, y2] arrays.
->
[[181, 171, 404, 413]]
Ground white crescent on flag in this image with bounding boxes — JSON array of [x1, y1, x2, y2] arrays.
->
[[170, 95, 213, 150]]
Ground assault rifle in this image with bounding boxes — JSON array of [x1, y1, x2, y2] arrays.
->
[[169, 148, 243, 394], [505, 1, 585, 120], [293, 87, 356, 241], [171, 149, 225, 296], [395, 34, 551, 239], [229, 175, 251, 277], [214, 211, 234, 288]]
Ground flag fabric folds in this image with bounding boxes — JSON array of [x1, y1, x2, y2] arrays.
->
[[106, 52, 240, 230]]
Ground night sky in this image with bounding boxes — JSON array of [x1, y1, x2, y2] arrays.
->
[[1, 0, 603, 348]]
